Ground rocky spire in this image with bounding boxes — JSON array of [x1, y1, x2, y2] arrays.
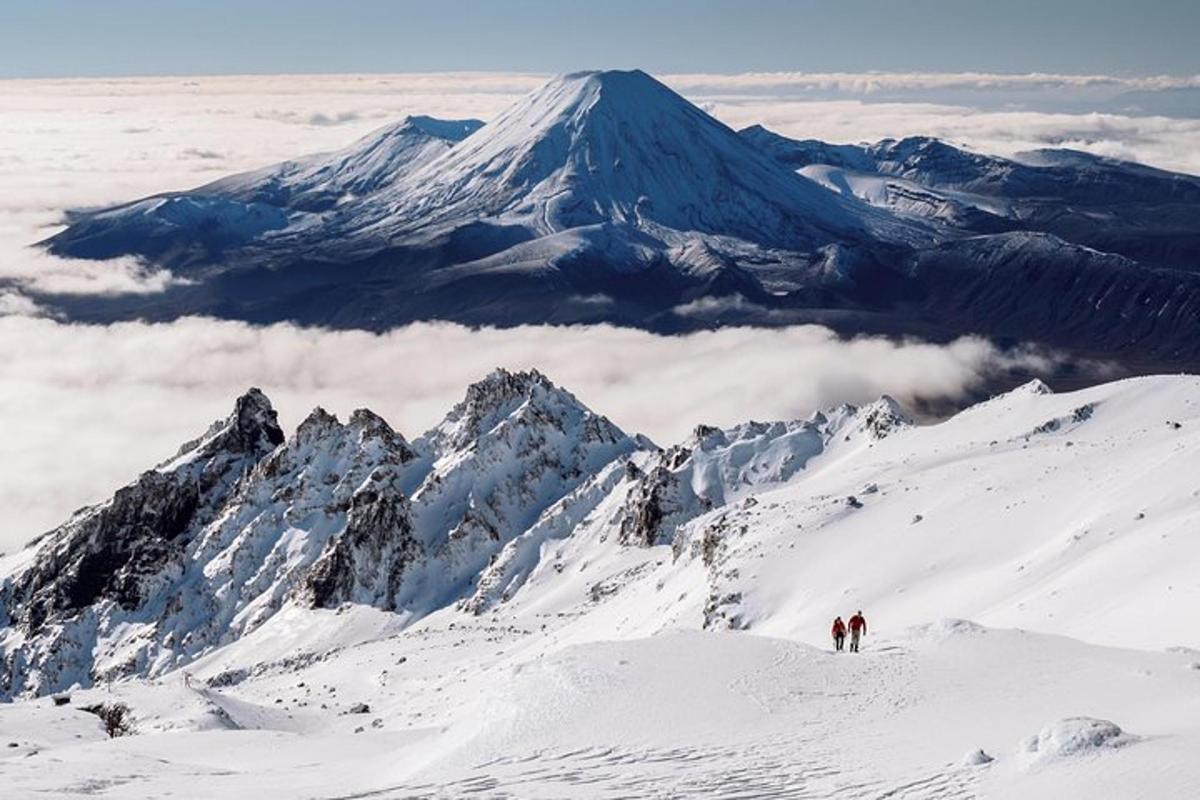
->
[[1, 390, 286, 647], [423, 368, 593, 455], [173, 388, 285, 464]]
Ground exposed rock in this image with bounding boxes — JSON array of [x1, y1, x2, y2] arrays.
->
[[302, 476, 421, 610], [620, 459, 707, 547], [1, 388, 282, 639]]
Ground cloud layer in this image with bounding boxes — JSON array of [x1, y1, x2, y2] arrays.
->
[[0, 316, 1065, 552]]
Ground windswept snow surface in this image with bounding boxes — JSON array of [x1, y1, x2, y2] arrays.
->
[[4, 374, 1200, 797]]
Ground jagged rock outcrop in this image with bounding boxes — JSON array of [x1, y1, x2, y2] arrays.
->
[[1, 390, 282, 635], [616, 407, 898, 548], [301, 474, 420, 610], [404, 369, 642, 609], [619, 455, 709, 547]]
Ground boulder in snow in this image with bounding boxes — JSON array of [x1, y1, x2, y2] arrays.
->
[[1019, 717, 1134, 766], [960, 748, 994, 766]]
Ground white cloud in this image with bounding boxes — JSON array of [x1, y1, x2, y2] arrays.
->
[[0, 246, 186, 296], [0, 290, 45, 317], [0, 315, 1073, 553], [665, 70, 1200, 95], [700, 99, 1200, 174]]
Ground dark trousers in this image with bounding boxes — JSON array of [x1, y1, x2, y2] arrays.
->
[[833, 634, 845, 651]]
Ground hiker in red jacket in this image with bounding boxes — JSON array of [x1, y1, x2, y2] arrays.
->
[[831, 616, 847, 652], [848, 611, 867, 652]]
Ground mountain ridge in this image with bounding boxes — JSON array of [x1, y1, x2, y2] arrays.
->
[[0, 368, 901, 697]]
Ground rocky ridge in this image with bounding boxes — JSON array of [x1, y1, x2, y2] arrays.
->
[[0, 370, 903, 697]]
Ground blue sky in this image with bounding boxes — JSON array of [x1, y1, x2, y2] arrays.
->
[[1, 0, 1197, 78]]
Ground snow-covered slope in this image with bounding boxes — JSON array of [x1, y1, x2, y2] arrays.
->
[[747, 128, 1200, 273], [201, 114, 484, 212], [4, 373, 1200, 797], [48, 115, 483, 262], [5, 371, 1200, 700]]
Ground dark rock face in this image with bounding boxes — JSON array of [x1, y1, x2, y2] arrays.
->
[[906, 232, 1200, 361], [20, 473, 199, 630], [860, 398, 909, 441], [619, 448, 711, 548], [1, 389, 283, 636], [302, 476, 422, 610], [620, 466, 675, 547]]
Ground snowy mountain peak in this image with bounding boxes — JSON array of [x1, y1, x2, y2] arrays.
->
[[392, 115, 484, 143], [7, 374, 1200, 714], [221, 387, 284, 449], [36, 73, 1200, 367], [192, 115, 484, 215], [382, 69, 884, 250], [867, 136, 1012, 188], [825, 395, 911, 441], [517, 69, 675, 122], [293, 405, 413, 453], [211, 386, 283, 447], [160, 387, 284, 470], [424, 368, 614, 455], [0, 371, 643, 696], [0, 389, 286, 672], [267, 405, 417, 487], [295, 405, 340, 437], [1014, 378, 1055, 397]]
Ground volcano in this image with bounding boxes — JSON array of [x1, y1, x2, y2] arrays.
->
[[36, 69, 1200, 366]]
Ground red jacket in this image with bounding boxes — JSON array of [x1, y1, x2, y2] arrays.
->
[[848, 614, 867, 634], [831, 619, 846, 636]]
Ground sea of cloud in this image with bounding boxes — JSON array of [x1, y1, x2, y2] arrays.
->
[[0, 316, 1065, 552], [0, 70, 1190, 549]]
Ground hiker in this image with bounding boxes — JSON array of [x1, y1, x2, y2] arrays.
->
[[831, 616, 847, 652], [848, 610, 867, 652]]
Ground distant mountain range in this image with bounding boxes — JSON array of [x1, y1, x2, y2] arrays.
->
[[35, 69, 1200, 366]]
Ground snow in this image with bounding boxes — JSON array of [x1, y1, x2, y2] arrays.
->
[[4, 373, 1200, 797], [369, 70, 894, 249], [199, 114, 483, 213], [799, 163, 1014, 227], [2, 621, 1198, 798], [1018, 717, 1134, 766]]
